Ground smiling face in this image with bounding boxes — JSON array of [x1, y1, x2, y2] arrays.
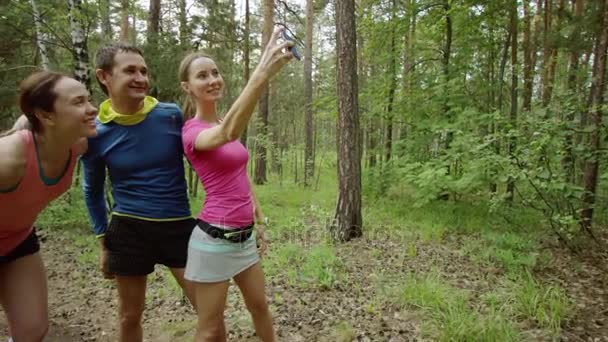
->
[[181, 57, 224, 104], [96, 51, 149, 105], [34, 77, 97, 139]]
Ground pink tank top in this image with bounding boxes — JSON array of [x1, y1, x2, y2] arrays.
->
[[0, 130, 77, 255]]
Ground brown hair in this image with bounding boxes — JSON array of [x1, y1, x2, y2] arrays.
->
[[94, 42, 144, 95], [178, 51, 213, 121], [18, 71, 68, 132]]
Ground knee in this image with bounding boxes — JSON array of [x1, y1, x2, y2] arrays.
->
[[245, 297, 270, 317], [119, 307, 144, 328], [197, 318, 225, 341], [12, 316, 48, 342]]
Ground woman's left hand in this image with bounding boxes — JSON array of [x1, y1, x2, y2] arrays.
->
[[255, 217, 269, 257]]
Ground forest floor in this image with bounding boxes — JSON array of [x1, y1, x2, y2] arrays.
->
[[1, 179, 608, 341]]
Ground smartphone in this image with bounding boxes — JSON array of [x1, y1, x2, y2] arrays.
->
[[282, 30, 302, 61]]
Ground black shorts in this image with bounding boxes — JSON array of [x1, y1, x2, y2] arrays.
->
[[0, 229, 40, 265], [104, 215, 196, 276]]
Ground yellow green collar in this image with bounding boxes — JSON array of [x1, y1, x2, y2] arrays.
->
[[98, 96, 159, 126]]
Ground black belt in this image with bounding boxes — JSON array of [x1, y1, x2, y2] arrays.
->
[[197, 219, 254, 243]]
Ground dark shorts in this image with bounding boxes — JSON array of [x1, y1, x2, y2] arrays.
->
[[0, 230, 40, 265], [104, 215, 196, 276]]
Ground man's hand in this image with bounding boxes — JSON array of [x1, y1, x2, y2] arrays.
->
[[97, 237, 114, 279]]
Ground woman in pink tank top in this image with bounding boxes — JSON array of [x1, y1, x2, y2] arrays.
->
[[0, 71, 97, 342], [178, 28, 294, 342]]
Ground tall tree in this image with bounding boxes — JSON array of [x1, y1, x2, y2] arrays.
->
[[563, 0, 585, 180], [178, 0, 188, 46], [68, 0, 91, 91], [120, 0, 130, 42], [580, 0, 608, 233], [31, 0, 50, 70], [523, 0, 533, 112], [384, 0, 397, 163], [240, 0, 251, 147], [254, 0, 273, 184], [541, 0, 553, 106], [304, 0, 315, 185], [332, 0, 362, 242], [148, 0, 161, 45], [506, 0, 519, 201], [99, 0, 113, 40]]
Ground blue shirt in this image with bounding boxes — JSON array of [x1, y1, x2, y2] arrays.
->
[[81, 102, 191, 235]]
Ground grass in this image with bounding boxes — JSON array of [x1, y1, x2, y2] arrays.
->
[[384, 271, 521, 341], [510, 273, 571, 336]]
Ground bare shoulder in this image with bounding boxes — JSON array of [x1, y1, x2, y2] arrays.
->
[[0, 132, 27, 190]]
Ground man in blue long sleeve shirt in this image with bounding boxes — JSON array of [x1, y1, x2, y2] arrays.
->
[[81, 43, 195, 342]]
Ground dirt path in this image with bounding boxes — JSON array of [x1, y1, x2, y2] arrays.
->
[[1, 229, 607, 341]]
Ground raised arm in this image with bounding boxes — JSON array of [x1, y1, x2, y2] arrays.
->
[[193, 28, 294, 151]]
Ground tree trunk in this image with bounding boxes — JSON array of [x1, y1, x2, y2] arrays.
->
[[148, 0, 161, 45], [523, 0, 533, 112], [541, 0, 553, 106], [304, 0, 314, 186], [31, 0, 50, 70], [545, 0, 566, 105], [120, 0, 130, 42], [254, 0, 273, 185], [443, 0, 453, 150], [178, 0, 188, 46], [332, 0, 362, 242], [99, 0, 113, 40], [531, 0, 543, 92], [68, 0, 91, 92], [563, 0, 584, 181], [384, 0, 397, 163], [240, 0, 251, 147], [506, 0, 518, 201], [580, 0, 608, 233]]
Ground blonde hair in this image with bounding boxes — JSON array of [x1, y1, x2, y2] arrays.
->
[[178, 51, 214, 121]]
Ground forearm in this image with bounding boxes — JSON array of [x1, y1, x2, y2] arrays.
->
[[82, 159, 109, 236], [221, 72, 269, 140]]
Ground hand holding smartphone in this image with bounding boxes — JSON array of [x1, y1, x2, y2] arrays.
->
[[282, 29, 302, 61]]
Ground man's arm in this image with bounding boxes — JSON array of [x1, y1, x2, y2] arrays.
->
[[81, 147, 108, 237]]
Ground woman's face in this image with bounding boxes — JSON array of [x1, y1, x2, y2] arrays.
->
[[184, 57, 224, 103], [45, 77, 97, 139]]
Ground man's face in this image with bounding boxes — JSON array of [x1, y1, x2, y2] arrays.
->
[[98, 52, 149, 104]]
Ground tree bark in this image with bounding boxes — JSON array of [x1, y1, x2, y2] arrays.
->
[[31, 0, 50, 70], [68, 0, 91, 92], [332, 0, 362, 242], [148, 0, 161, 45], [240, 0, 251, 147], [178, 0, 188, 46], [99, 0, 113, 40], [506, 0, 519, 201], [580, 0, 608, 233], [523, 0, 533, 112], [384, 0, 397, 163], [254, 0, 273, 184], [563, 0, 585, 181], [120, 0, 130, 42], [304, 0, 315, 186]]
